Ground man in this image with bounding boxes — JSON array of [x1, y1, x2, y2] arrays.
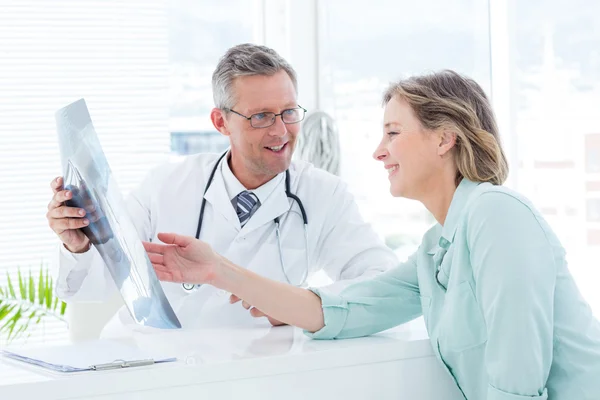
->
[[48, 44, 397, 335]]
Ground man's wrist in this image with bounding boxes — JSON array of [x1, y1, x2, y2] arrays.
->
[[64, 241, 91, 254]]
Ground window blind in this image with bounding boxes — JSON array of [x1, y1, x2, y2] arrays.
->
[[0, 0, 170, 345]]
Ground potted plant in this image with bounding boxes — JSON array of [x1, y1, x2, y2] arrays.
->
[[0, 265, 67, 343]]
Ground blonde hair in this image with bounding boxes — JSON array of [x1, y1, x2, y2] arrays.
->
[[383, 70, 508, 185]]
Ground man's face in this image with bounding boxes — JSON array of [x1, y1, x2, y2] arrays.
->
[[221, 70, 300, 186]]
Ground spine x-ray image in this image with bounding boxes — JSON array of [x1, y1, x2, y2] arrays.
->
[[55, 99, 181, 329]]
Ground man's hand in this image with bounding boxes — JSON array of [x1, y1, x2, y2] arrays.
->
[[46, 176, 91, 253], [229, 294, 286, 326]]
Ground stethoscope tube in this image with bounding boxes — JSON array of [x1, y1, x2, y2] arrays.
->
[[194, 151, 228, 240], [182, 151, 309, 292]]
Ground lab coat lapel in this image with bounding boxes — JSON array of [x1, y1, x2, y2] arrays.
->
[[203, 167, 239, 228], [241, 181, 289, 235]]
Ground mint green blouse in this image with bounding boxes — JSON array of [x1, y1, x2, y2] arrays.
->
[[307, 179, 600, 400]]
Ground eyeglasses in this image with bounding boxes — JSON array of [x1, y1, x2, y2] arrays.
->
[[224, 106, 307, 128]]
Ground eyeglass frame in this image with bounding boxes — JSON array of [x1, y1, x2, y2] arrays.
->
[[223, 105, 307, 128]]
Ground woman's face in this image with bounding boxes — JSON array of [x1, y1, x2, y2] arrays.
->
[[373, 96, 444, 199]]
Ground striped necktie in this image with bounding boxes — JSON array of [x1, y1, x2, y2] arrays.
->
[[235, 191, 259, 227]]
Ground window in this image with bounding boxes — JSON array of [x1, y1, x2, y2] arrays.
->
[[168, 0, 256, 159], [318, 0, 491, 259], [171, 132, 229, 155], [0, 0, 171, 346], [316, 0, 600, 316], [587, 199, 600, 223], [169, 0, 256, 134], [586, 133, 600, 173], [507, 0, 600, 313], [0, 0, 256, 345]]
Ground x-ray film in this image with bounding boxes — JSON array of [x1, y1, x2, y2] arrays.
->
[[55, 99, 181, 329]]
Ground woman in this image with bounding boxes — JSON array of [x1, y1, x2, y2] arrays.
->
[[143, 70, 600, 399]]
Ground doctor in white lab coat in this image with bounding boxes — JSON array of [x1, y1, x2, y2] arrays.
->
[[48, 43, 397, 335]]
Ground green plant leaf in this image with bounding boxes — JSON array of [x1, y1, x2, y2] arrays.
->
[[0, 306, 19, 330], [38, 266, 45, 305], [0, 304, 15, 320], [0, 265, 68, 343], [2, 320, 16, 340], [6, 272, 16, 298], [60, 301, 67, 316], [28, 270, 35, 304], [13, 325, 28, 341], [18, 269, 26, 300], [3, 308, 21, 340], [7, 324, 19, 342], [45, 273, 52, 309]]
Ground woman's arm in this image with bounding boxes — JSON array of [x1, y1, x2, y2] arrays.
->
[[144, 232, 422, 338], [143, 232, 324, 331], [216, 258, 325, 332], [467, 191, 556, 399]]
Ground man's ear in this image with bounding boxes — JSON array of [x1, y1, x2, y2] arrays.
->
[[437, 129, 457, 157], [211, 108, 230, 137]]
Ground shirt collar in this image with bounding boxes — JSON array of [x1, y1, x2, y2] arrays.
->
[[220, 152, 285, 205], [438, 178, 481, 249]]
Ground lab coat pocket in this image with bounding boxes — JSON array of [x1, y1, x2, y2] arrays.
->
[[439, 281, 487, 353]]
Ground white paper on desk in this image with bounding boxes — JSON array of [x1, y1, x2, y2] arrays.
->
[[1, 340, 176, 373]]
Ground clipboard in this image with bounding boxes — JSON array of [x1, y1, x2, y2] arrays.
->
[[1, 339, 177, 373]]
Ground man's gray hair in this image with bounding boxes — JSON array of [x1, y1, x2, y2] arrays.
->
[[212, 43, 298, 110]]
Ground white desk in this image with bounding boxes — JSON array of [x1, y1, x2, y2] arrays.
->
[[0, 325, 464, 400]]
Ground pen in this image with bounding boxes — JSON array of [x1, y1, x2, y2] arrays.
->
[[91, 359, 155, 371]]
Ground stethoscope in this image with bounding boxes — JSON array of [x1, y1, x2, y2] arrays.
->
[[181, 151, 309, 292]]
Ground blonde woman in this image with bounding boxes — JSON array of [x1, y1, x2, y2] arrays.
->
[[143, 70, 600, 399]]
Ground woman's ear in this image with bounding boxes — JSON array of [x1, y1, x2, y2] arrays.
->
[[437, 129, 457, 157]]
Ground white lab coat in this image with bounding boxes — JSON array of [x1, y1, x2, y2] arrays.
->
[[55, 153, 397, 335]]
